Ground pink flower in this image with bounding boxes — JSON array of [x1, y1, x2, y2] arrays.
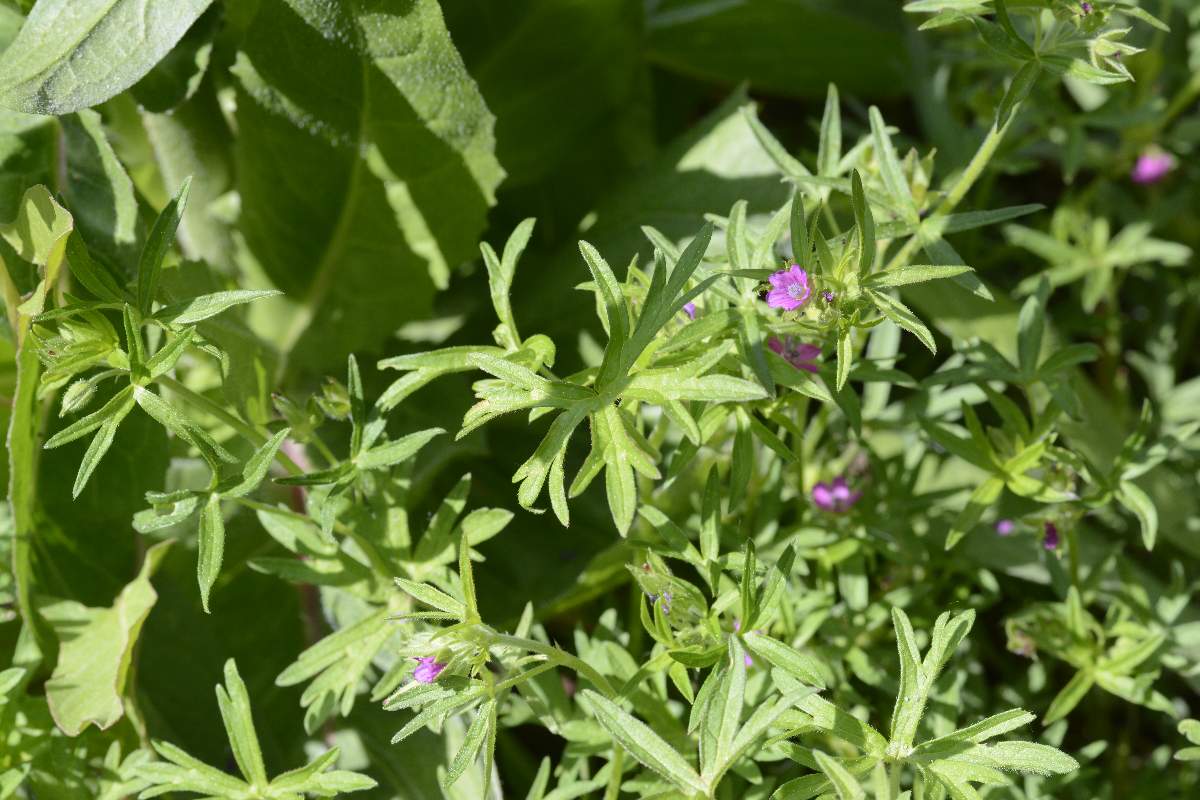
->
[[1043, 522, 1059, 551], [412, 656, 446, 683], [995, 519, 1015, 536], [1131, 150, 1174, 184], [767, 336, 820, 373], [812, 476, 861, 513], [683, 302, 697, 319], [766, 264, 812, 311]]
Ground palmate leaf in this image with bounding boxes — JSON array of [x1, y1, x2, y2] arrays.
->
[[234, 0, 503, 374]]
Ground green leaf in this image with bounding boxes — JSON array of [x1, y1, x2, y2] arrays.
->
[[850, 171, 875, 273], [997, 59, 1039, 128], [979, 741, 1079, 776], [712, 638, 748, 773], [60, 109, 141, 270], [799, 694, 888, 755], [744, 634, 826, 687], [41, 540, 171, 736], [224, 428, 290, 499], [444, 704, 493, 790], [72, 393, 135, 498], [814, 750, 866, 800], [197, 493, 225, 613], [946, 476, 1004, 550], [580, 689, 708, 796], [137, 177, 192, 314], [234, 0, 503, 374], [356, 428, 445, 472], [215, 659, 269, 788], [1042, 670, 1094, 725], [863, 265, 973, 288], [889, 607, 925, 749], [394, 577, 466, 618], [869, 106, 916, 221], [836, 331, 853, 392], [0, 0, 213, 114], [156, 290, 281, 325], [146, 328, 196, 379], [1116, 481, 1157, 551], [817, 84, 841, 177], [44, 385, 136, 450], [1, 185, 74, 317], [134, 385, 236, 467], [868, 289, 935, 353], [64, 231, 126, 303]]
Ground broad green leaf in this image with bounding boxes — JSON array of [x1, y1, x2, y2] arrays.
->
[[60, 109, 141, 270], [1, 185, 73, 318], [41, 540, 172, 736], [234, 0, 503, 374], [646, 1, 910, 98], [0, 0, 213, 114]]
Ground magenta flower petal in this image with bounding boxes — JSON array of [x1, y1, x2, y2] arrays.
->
[[811, 482, 835, 511], [995, 519, 1015, 536], [813, 474, 862, 512], [765, 265, 812, 310], [1043, 522, 1060, 551], [793, 343, 821, 360], [1131, 151, 1174, 184], [413, 656, 447, 683]]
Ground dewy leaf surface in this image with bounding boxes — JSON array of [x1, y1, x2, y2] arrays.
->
[[233, 0, 504, 375], [0, 0, 213, 115]]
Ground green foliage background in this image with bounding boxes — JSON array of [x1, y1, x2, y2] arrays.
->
[[1, 0, 1199, 798]]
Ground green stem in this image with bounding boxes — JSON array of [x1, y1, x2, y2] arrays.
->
[[1066, 525, 1081, 589], [7, 340, 50, 660], [490, 632, 619, 698], [885, 109, 1018, 272]]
